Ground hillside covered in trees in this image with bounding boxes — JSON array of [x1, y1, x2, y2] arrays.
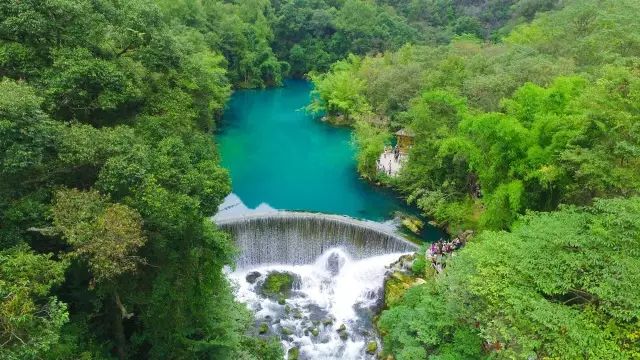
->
[[1, 0, 638, 359], [311, 0, 640, 233], [309, 0, 640, 358]]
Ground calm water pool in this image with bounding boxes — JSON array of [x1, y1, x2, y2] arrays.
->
[[216, 79, 441, 240]]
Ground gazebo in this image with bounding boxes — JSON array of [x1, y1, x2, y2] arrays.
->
[[395, 128, 414, 153]]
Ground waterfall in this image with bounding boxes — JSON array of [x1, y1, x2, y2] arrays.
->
[[228, 248, 407, 360], [216, 211, 418, 268], [218, 212, 418, 359]]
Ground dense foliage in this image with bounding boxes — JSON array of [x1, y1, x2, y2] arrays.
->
[[2, 0, 638, 359], [311, 0, 640, 232], [309, 2, 640, 358], [271, 0, 561, 76], [378, 197, 640, 359], [0, 0, 282, 359]]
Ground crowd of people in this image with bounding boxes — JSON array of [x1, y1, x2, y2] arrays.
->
[[426, 231, 472, 272], [428, 238, 463, 256]]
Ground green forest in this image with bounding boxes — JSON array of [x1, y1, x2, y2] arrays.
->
[[1, 0, 638, 359]]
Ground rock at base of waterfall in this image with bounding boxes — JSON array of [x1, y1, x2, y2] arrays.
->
[[326, 251, 344, 275], [287, 347, 300, 360], [366, 341, 378, 354], [246, 271, 261, 284], [382, 254, 436, 308], [336, 324, 349, 340], [261, 271, 297, 299]]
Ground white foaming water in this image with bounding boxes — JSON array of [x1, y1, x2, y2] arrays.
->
[[228, 248, 405, 359]]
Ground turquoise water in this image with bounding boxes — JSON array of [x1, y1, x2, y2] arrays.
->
[[217, 79, 441, 240]]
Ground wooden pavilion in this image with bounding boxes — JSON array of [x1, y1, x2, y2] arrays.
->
[[395, 128, 415, 153]]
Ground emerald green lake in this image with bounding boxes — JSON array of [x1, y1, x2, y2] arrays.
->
[[217, 79, 441, 240]]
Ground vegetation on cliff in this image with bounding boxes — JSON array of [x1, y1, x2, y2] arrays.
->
[[0, 0, 282, 358], [310, 0, 640, 233], [378, 197, 640, 359]]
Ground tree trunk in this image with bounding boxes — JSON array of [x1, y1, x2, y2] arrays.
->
[[112, 292, 127, 360]]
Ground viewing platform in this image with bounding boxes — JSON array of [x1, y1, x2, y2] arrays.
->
[[376, 128, 414, 177]]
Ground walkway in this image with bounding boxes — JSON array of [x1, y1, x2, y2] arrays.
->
[[376, 147, 407, 177]]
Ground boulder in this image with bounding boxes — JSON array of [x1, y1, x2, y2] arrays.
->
[[325, 252, 344, 276], [245, 271, 261, 284], [287, 347, 299, 360], [366, 341, 377, 354], [401, 216, 424, 235], [261, 271, 296, 299]]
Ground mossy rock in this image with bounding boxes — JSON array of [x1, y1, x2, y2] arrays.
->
[[287, 347, 300, 360], [245, 271, 261, 284], [311, 328, 319, 337], [292, 308, 303, 319], [401, 216, 424, 235], [323, 114, 352, 126], [281, 327, 294, 336], [261, 271, 295, 299], [383, 268, 436, 309], [258, 323, 268, 335], [384, 271, 416, 308], [366, 341, 377, 354]]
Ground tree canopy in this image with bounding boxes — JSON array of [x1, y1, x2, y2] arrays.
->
[[379, 197, 640, 359], [311, 0, 640, 233], [0, 1, 281, 359]]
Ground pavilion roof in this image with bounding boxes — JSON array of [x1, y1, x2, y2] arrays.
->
[[395, 128, 415, 137]]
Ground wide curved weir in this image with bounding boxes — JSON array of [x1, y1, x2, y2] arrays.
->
[[215, 211, 418, 268]]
